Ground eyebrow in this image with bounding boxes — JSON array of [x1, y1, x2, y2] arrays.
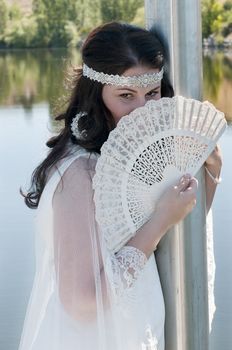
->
[[116, 86, 160, 92]]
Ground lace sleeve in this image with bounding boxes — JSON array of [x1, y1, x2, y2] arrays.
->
[[105, 246, 148, 300]]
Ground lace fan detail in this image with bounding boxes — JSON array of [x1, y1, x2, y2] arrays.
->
[[93, 96, 227, 254], [106, 246, 147, 301]]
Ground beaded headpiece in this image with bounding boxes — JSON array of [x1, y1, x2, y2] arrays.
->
[[82, 63, 164, 87], [70, 111, 88, 140]]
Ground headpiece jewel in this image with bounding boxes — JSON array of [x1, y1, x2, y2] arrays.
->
[[70, 111, 88, 140], [82, 63, 164, 87]]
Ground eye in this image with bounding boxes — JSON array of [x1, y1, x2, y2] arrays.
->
[[146, 89, 159, 97], [119, 93, 133, 99]]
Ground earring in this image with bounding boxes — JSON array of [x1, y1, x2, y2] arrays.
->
[[70, 112, 88, 139]]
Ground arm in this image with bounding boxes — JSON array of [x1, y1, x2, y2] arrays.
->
[[53, 157, 105, 321], [204, 144, 223, 214], [108, 175, 198, 300]]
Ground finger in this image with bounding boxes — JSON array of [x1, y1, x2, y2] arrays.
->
[[175, 173, 192, 192], [185, 177, 198, 192]]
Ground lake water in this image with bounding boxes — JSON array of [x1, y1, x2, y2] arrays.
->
[[0, 48, 231, 350]]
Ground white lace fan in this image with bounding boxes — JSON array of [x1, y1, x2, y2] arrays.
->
[[93, 96, 227, 253]]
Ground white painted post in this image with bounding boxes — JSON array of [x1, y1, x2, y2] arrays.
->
[[145, 1, 209, 350]]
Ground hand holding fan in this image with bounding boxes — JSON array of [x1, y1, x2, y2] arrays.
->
[[93, 95, 227, 253]]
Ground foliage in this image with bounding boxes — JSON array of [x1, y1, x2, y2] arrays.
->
[[224, 0, 232, 11], [8, 3, 22, 20], [1, 3, 38, 48], [100, 0, 143, 23], [0, 0, 8, 36], [0, 0, 231, 48], [67, 0, 101, 34], [64, 21, 82, 47], [32, 0, 72, 47], [31, 0, 143, 47], [4, 14, 38, 48], [202, 0, 223, 38], [130, 6, 145, 27], [202, 0, 232, 40], [221, 1, 232, 37], [31, 0, 144, 47]]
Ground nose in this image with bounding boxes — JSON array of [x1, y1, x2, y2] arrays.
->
[[131, 96, 147, 111]]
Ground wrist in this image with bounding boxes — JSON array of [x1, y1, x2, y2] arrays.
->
[[151, 211, 171, 236]]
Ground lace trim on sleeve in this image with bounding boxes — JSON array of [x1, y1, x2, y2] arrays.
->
[[105, 245, 148, 301]]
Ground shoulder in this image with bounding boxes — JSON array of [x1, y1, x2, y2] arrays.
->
[[54, 152, 99, 198], [64, 152, 98, 181]]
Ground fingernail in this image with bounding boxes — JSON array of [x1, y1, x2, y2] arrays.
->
[[182, 174, 191, 181], [180, 176, 186, 183], [180, 174, 191, 183]]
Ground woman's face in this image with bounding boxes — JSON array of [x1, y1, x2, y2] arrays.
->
[[102, 65, 161, 124]]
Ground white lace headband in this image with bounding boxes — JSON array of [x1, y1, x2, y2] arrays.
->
[[82, 63, 164, 87]]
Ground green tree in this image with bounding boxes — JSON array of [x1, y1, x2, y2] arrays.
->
[[202, 0, 223, 38], [0, 0, 8, 36], [100, 0, 143, 23], [222, 1, 232, 37], [32, 0, 101, 47], [224, 0, 232, 11], [8, 3, 22, 20], [68, 0, 101, 35], [3, 16, 38, 48], [33, 0, 72, 46], [131, 6, 145, 27]]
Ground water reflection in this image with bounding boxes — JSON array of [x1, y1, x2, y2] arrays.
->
[[0, 48, 81, 115], [203, 49, 232, 121], [0, 48, 231, 122]]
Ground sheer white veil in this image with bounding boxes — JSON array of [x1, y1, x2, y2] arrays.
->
[[18, 146, 163, 350]]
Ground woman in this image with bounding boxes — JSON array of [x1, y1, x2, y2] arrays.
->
[[19, 22, 222, 350]]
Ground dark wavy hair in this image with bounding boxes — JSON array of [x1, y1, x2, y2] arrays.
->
[[21, 21, 174, 209]]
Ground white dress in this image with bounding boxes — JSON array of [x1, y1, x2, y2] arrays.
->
[[18, 146, 165, 350]]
